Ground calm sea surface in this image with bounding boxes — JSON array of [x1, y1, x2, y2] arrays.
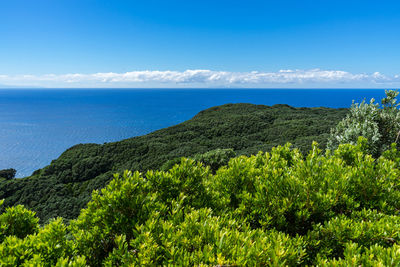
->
[[0, 89, 388, 177]]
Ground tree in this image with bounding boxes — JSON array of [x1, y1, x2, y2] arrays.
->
[[0, 169, 16, 180], [327, 90, 400, 157]]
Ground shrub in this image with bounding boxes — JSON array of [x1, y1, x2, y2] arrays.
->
[[69, 170, 162, 266], [307, 210, 400, 262], [1, 140, 400, 265], [125, 207, 307, 266], [0, 218, 77, 266], [0, 202, 39, 242], [316, 242, 400, 266], [328, 89, 400, 157]]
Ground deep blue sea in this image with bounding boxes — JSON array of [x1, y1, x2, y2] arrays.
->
[[0, 89, 389, 177]]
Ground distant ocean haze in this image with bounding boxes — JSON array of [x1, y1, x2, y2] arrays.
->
[[0, 89, 388, 177]]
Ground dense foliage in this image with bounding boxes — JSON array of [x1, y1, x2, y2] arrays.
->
[[2, 139, 400, 265], [0, 169, 16, 180], [162, 148, 236, 173], [328, 89, 400, 157], [0, 103, 347, 222]]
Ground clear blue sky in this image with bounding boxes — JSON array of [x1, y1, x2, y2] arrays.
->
[[1, 0, 400, 88]]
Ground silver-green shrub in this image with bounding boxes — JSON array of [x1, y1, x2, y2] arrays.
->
[[327, 90, 400, 157]]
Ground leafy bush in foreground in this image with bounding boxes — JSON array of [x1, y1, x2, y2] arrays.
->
[[307, 209, 400, 261], [0, 200, 39, 242], [1, 139, 400, 265]]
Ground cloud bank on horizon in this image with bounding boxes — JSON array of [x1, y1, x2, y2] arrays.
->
[[1, 69, 400, 88]]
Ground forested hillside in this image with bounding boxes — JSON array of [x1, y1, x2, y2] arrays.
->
[[0, 103, 347, 222]]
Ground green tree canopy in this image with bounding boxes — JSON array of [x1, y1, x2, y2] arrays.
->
[[0, 169, 16, 180]]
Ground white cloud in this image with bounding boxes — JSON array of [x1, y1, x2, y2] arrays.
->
[[0, 69, 400, 88]]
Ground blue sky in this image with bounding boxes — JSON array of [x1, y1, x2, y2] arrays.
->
[[0, 0, 400, 88]]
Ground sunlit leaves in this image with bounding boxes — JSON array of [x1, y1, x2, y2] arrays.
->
[[2, 140, 400, 265]]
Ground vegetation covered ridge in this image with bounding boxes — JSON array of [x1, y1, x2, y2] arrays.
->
[[2, 138, 400, 265], [0, 103, 347, 222]]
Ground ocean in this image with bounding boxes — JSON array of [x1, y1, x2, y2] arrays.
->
[[0, 89, 388, 177]]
